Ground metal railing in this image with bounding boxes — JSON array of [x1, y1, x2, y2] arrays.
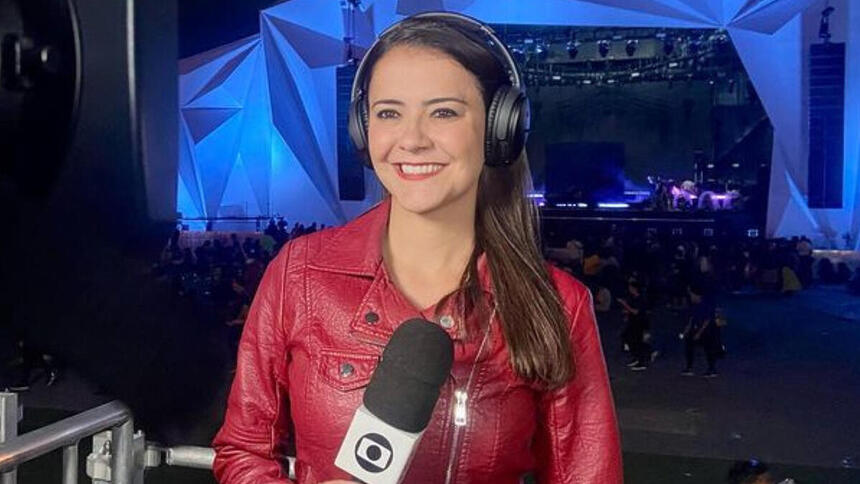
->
[[0, 393, 134, 484], [0, 392, 296, 483]]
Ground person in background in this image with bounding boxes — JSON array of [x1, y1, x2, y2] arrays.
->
[[618, 279, 655, 371], [6, 337, 59, 392], [681, 280, 721, 378], [795, 236, 813, 287]]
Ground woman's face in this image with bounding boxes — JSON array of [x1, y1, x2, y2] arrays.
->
[[367, 45, 486, 217]]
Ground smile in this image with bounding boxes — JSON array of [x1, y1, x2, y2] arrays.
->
[[395, 163, 445, 180]]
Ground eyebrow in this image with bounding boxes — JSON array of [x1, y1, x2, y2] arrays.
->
[[370, 97, 468, 108]]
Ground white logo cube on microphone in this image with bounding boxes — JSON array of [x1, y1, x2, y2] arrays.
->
[[355, 433, 393, 472], [335, 405, 423, 484]]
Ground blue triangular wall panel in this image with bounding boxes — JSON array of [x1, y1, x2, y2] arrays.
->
[[237, 51, 274, 217], [261, 16, 345, 222], [219, 154, 262, 217], [270, 131, 341, 225], [182, 107, 241, 144], [178, 116, 205, 217], [194, 110, 245, 217]]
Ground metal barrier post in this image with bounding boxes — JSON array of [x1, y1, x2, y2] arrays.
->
[[0, 393, 19, 484], [110, 420, 135, 484], [62, 444, 78, 484]]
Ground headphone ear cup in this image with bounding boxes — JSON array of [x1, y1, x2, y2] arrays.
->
[[348, 98, 372, 167], [484, 86, 528, 166], [484, 90, 504, 166]]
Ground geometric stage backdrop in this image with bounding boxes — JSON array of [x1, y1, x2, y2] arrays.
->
[[178, 0, 860, 248]]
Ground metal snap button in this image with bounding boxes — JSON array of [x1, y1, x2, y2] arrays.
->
[[364, 312, 379, 324], [340, 362, 355, 378], [439, 315, 454, 329]]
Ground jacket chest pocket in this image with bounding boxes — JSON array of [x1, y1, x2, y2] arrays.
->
[[318, 348, 379, 392]]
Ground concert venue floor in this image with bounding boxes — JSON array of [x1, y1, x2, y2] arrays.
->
[[7, 285, 860, 483]]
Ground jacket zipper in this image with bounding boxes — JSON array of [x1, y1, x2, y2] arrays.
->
[[444, 385, 469, 484], [443, 309, 495, 484]]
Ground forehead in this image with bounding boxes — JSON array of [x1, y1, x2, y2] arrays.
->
[[367, 45, 482, 101]]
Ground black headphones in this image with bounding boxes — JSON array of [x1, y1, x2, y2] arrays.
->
[[347, 11, 530, 168]]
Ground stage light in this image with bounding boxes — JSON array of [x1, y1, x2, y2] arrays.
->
[[625, 39, 638, 57], [706, 163, 715, 169], [597, 202, 629, 209], [732, 163, 740, 168], [598, 40, 610, 58]]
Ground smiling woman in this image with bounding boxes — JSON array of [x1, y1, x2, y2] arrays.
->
[[213, 12, 622, 484], [367, 45, 487, 218]]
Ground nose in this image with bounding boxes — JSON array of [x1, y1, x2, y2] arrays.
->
[[397, 115, 432, 153]]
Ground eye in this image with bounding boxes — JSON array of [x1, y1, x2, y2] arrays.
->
[[375, 109, 399, 119], [431, 108, 458, 119]]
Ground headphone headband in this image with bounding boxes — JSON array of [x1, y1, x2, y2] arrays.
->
[[350, 12, 522, 105]]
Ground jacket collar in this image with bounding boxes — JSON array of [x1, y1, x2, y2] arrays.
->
[[309, 197, 494, 296], [306, 198, 389, 277]]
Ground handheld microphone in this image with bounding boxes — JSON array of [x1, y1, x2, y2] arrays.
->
[[335, 318, 454, 484]]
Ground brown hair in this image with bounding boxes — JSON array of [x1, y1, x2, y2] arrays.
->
[[364, 15, 573, 388]]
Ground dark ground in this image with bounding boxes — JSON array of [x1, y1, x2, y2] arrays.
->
[[4, 285, 860, 483]]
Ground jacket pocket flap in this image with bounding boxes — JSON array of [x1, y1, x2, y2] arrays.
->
[[318, 348, 378, 392]]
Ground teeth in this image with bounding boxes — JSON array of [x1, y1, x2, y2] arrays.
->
[[400, 164, 443, 175]]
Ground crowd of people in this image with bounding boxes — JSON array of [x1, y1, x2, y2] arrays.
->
[[6, 213, 851, 390], [545, 228, 849, 377], [157, 218, 852, 382], [163, 221, 856, 380], [156, 219, 325, 335]]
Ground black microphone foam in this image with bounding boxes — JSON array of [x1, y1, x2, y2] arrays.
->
[[363, 318, 454, 433]]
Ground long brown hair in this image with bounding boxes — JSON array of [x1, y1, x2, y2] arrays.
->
[[363, 15, 573, 388]]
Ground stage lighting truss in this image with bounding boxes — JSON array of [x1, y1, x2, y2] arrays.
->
[[495, 26, 740, 88]]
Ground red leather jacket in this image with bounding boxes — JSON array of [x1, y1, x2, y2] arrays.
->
[[212, 200, 622, 483]]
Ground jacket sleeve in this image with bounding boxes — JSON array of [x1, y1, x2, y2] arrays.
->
[[212, 246, 296, 483], [534, 274, 623, 484]]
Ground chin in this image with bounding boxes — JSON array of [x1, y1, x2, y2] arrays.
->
[[391, 192, 449, 216]]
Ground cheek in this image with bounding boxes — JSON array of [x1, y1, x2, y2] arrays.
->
[[439, 122, 485, 171], [367, 125, 395, 165]]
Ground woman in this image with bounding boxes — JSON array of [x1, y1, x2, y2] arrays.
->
[[213, 12, 621, 483]]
